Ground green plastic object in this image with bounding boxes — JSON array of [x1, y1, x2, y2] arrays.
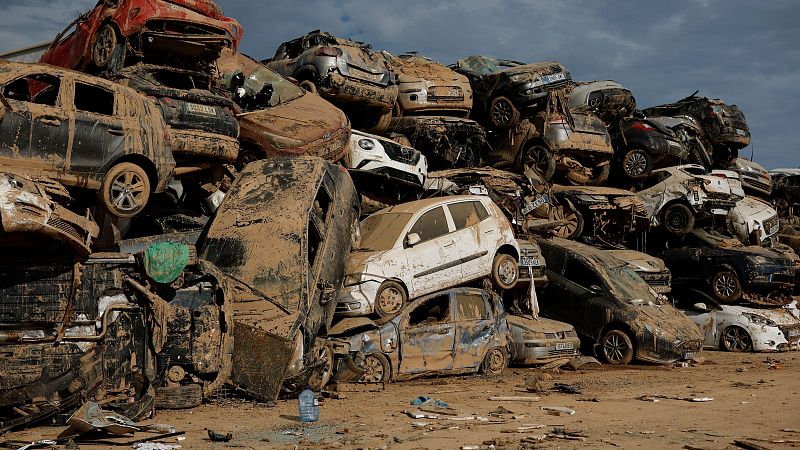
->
[[144, 242, 190, 284]]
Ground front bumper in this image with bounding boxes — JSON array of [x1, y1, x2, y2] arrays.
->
[[169, 128, 239, 163], [749, 326, 792, 352], [746, 264, 795, 290], [335, 282, 380, 317], [323, 72, 398, 111], [513, 337, 581, 365], [636, 332, 703, 364]]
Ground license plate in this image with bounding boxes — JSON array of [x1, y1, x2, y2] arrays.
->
[[520, 256, 541, 267], [541, 73, 566, 84], [522, 194, 548, 215], [429, 86, 463, 98], [555, 342, 574, 350], [683, 352, 695, 360], [187, 103, 216, 115], [736, 128, 747, 136]]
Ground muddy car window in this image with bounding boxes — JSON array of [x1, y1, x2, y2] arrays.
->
[[74, 82, 114, 115], [249, 66, 304, 106], [606, 265, 656, 302], [408, 294, 451, 326], [455, 292, 489, 320], [313, 187, 332, 224], [4, 74, 60, 106], [358, 212, 411, 251], [449, 201, 485, 230], [564, 258, 603, 290], [541, 246, 567, 274], [407, 206, 449, 243], [308, 220, 322, 269]]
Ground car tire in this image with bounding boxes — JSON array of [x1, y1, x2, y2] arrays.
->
[[373, 281, 407, 318], [662, 203, 695, 236], [299, 80, 317, 94], [155, 384, 203, 410], [359, 353, 390, 383], [100, 162, 151, 218], [92, 24, 118, 70], [480, 347, 507, 375], [585, 164, 611, 186], [552, 204, 584, 240], [599, 329, 634, 365], [367, 110, 393, 134], [489, 96, 519, 129], [710, 269, 742, 303], [622, 149, 652, 179], [492, 253, 518, 290], [524, 145, 556, 181], [721, 326, 753, 352], [307, 343, 333, 390]]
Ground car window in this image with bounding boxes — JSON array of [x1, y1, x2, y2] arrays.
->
[[563, 258, 602, 290], [308, 220, 322, 270], [3, 74, 60, 106], [408, 294, 451, 327], [641, 171, 671, 189], [455, 292, 489, 321], [541, 245, 566, 274], [74, 82, 114, 115], [357, 212, 412, 252], [407, 206, 449, 244], [449, 201, 485, 230]]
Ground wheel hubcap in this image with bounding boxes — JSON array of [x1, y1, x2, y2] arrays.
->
[[603, 334, 628, 362], [492, 102, 512, 124], [714, 274, 737, 297], [110, 171, 145, 212], [724, 328, 749, 351], [667, 210, 688, 229], [498, 260, 517, 285], [488, 350, 503, 372], [625, 152, 647, 176], [361, 356, 384, 382], [553, 208, 579, 238], [378, 288, 403, 314]]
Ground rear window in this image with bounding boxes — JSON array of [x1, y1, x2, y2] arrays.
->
[[455, 292, 489, 320], [449, 201, 486, 230]]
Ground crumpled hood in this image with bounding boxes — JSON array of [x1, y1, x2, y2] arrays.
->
[[632, 303, 704, 342], [345, 250, 386, 277], [507, 315, 574, 334], [724, 305, 800, 327], [608, 250, 666, 273], [391, 56, 467, 84], [499, 61, 566, 78], [163, 0, 225, 19]]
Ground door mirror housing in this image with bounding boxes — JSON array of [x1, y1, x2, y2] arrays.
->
[[405, 232, 421, 247], [693, 302, 708, 312], [588, 284, 604, 295]]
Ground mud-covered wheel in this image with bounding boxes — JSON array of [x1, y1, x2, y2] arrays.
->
[[367, 110, 393, 134], [622, 149, 652, 179], [100, 162, 150, 218], [359, 353, 390, 383], [92, 24, 118, 70], [480, 347, 507, 375], [662, 203, 695, 236], [307, 344, 334, 390], [552, 205, 584, 240], [489, 95, 519, 129], [599, 329, 634, 365], [585, 164, 611, 186], [155, 384, 203, 410], [236, 145, 264, 170], [299, 80, 317, 94], [721, 326, 753, 352], [524, 145, 556, 181], [492, 253, 518, 290], [374, 280, 406, 318], [710, 269, 742, 303]]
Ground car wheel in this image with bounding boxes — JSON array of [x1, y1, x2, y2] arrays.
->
[[374, 281, 406, 318], [622, 149, 652, 179], [307, 343, 333, 390], [599, 329, 634, 365], [662, 203, 695, 236], [710, 269, 742, 303], [92, 24, 118, 70], [299, 80, 317, 94], [721, 326, 753, 352], [100, 162, 151, 218], [552, 205, 584, 240], [492, 253, 518, 290], [359, 353, 390, 383], [524, 145, 555, 181], [585, 164, 611, 186], [489, 96, 520, 129], [480, 347, 507, 375], [367, 110, 393, 134]]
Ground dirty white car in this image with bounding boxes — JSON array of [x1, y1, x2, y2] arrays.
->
[[726, 158, 772, 198], [337, 195, 520, 317], [347, 130, 428, 186], [637, 164, 744, 236], [727, 196, 780, 245]]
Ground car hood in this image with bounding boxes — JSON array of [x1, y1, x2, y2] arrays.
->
[[345, 249, 388, 277], [730, 196, 776, 221], [607, 250, 667, 273], [507, 315, 574, 334], [391, 56, 468, 84], [163, 0, 225, 19], [631, 303, 704, 342], [497, 61, 566, 78], [336, 45, 392, 77], [722, 305, 800, 327]]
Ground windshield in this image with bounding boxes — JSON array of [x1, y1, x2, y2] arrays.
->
[[605, 264, 660, 303], [243, 66, 304, 108], [357, 212, 412, 252], [459, 56, 521, 76]]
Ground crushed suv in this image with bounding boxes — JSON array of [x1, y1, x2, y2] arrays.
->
[[267, 30, 397, 132]]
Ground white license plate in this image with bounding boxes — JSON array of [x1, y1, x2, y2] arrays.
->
[[683, 352, 695, 360], [522, 194, 548, 215], [736, 128, 747, 136], [520, 256, 541, 267], [429, 86, 462, 98], [542, 73, 566, 84], [187, 103, 216, 115], [555, 342, 574, 350]]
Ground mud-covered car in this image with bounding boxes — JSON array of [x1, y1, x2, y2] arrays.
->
[[608, 249, 672, 294], [550, 185, 648, 246], [267, 30, 397, 132], [388, 115, 491, 169], [0, 61, 175, 217], [451, 56, 571, 129], [543, 108, 615, 185], [508, 315, 580, 365], [537, 237, 704, 365], [40, 0, 242, 72], [637, 165, 743, 236], [113, 63, 239, 164], [338, 196, 519, 318], [380, 51, 472, 117], [661, 228, 795, 304], [610, 114, 689, 180], [329, 287, 512, 382], [568, 80, 637, 124], [646, 115, 712, 168], [770, 168, 800, 217], [200, 156, 360, 401], [723, 158, 772, 199], [347, 130, 428, 190], [727, 196, 780, 245]]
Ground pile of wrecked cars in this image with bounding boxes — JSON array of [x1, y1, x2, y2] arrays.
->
[[1, 0, 799, 434]]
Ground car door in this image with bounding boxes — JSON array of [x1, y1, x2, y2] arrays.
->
[[447, 200, 493, 280], [681, 307, 716, 347], [404, 206, 461, 296], [555, 256, 608, 337], [398, 293, 455, 375], [69, 80, 126, 175], [452, 290, 495, 369]]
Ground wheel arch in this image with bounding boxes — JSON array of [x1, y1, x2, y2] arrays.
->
[[105, 154, 158, 193], [495, 244, 519, 262]]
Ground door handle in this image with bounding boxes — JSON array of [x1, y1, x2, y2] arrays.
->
[[107, 128, 125, 136], [40, 117, 62, 126]]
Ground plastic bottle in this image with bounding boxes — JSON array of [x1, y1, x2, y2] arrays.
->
[[298, 388, 319, 423]]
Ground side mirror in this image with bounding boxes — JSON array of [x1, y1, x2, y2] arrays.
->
[[405, 233, 421, 247], [0, 91, 12, 114], [588, 284, 604, 295], [693, 302, 708, 312]]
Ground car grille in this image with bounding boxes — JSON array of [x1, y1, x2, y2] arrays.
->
[[544, 348, 580, 357], [741, 175, 772, 194], [383, 141, 421, 165], [779, 325, 800, 341], [763, 215, 779, 234], [48, 217, 87, 245], [371, 167, 422, 185]]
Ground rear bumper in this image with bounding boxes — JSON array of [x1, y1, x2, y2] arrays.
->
[[323, 72, 398, 111], [169, 128, 239, 163]]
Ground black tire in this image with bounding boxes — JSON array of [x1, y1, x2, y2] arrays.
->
[[492, 253, 518, 290], [100, 162, 151, 218], [524, 145, 556, 181], [710, 269, 742, 303], [622, 149, 653, 179], [367, 110, 393, 134], [480, 347, 507, 375], [373, 280, 407, 318], [489, 96, 519, 129], [721, 326, 753, 352], [598, 329, 634, 365], [359, 353, 390, 383], [585, 164, 611, 186], [552, 205, 584, 240], [92, 24, 118, 70], [155, 384, 202, 410], [307, 343, 333, 390], [662, 203, 695, 236], [299, 80, 317, 94], [235, 145, 264, 170]]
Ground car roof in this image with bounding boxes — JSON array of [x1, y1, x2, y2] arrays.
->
[[374, 195, 489, 215]]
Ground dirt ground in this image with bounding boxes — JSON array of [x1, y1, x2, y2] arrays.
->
[[3, 350, 799, 449]]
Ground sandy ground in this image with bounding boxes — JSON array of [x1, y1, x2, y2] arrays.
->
[[3, 350, 800, 449]]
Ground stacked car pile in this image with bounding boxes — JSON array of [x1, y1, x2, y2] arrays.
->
[[1, 4, 799, 432]]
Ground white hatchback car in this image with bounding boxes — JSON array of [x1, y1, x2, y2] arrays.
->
[[337, 195, 520, 317]]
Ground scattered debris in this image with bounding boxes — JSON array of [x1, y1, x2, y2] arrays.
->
[[541, 406, 576, 416]]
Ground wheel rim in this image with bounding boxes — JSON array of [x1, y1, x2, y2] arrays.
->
[[553, 208, 579, 238], [714, 273, 737, 298], [723, 327, 750, 351], [603, 333, 629, 363], [308, 346, 332, 388], [110, 170, 146, 212], [95, 27, 114, 66], [378, 287, 403, 314], [360, 355, 385, 382], [497, 259, 517, 285], [526, 147, 550, 173], [486, 349, 504, 372], [625, 151, 648, 177], [492, 101, 513, 125], [666, 209, 689, 230]]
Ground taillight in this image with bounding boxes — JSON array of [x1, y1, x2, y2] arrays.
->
[[631, 122, 655, 131], [316, 46, 339, 57]]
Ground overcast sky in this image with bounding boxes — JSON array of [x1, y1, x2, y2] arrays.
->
[[1, 0, 798, 168]]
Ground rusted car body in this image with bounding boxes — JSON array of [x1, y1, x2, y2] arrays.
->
[[0, 61, 175, 217], [40, 0, 242, 72], [388, 115, 491, 169], [112, 63, 239, 163], [381, 52, 472, 117], [608, 249, 672, 294], [545, 108, 614, 185], [508, 315, 581, 365], [0, 172, 99, 256], [646, 115, 711, 168], [329, 287, 512, 382], [199, 157, 360, 400], [217, 50, 351, 164], [538, 237, 704, 365], [568, 80, 637, 124], [267, 31, 397, 131]]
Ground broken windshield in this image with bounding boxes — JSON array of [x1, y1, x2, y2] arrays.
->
[[605, 264, 660, 304], [357, 212, 412, 252], [244, 66, 304, 108]]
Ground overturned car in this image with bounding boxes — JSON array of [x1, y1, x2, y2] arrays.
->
[[388, 115, 491, 169]]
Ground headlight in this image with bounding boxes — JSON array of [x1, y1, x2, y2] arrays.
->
[[509, 73, 526, 82], [747, 255, 773, 265], [358, 139, 375, 150], [344, 273, 363, 286], [742, 312, 777, 327]]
